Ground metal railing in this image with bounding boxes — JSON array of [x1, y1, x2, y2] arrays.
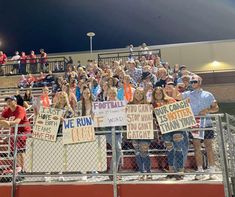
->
[[0, 56, 68, 76], [98, 49, 161, 65], [0, 114, 235, 197]]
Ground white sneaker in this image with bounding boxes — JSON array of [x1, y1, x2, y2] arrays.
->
[[45, 177, 52, 182], [81, 176, 87, 181], [195, 173, 206, 180], [58, 176, 65, 181], [209, 174, 218, 180]]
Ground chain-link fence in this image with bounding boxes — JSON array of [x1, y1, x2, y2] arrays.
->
[[0, 114, 234, 197]]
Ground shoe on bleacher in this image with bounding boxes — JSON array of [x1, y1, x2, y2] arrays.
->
[[209, 174, 218, 180], [195, 173, 206, 180], [207, 166, 218, 180]]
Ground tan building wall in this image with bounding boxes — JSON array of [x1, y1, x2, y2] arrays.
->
[[51, 39, 235, 72], [203, 83, 235, 103]]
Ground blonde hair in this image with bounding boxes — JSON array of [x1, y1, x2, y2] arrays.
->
[[131, 87, 147, 104]]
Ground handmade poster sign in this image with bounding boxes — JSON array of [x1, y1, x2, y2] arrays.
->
[[154, 100, 197, 134]]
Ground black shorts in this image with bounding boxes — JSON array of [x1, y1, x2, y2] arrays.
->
[[189, 129, 215, 140], [204, 129, 215, 139]]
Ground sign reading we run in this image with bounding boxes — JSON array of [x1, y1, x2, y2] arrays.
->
[[154, 100, 197, 134], [33, 107, 63, 142], [63, 116, 95, 145], [127, 104, 154, 139]]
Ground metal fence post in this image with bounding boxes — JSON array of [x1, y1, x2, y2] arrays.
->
[[11, 124, 19, 197], [226, 114, 235, 196], [215, 115, 231, 197], [111, 127, 118, 197]]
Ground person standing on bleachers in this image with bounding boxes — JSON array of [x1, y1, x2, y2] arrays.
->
[[10, 51, 20, 75], [175, 75, 219, 180], [20, 52, 27, 75], [0, 51, 7, 76], [39, 49, 48, 72], [28, 50, 37, 74]]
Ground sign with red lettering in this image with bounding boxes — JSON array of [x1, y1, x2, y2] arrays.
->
[[127, 104, 154, 139], [63, 116, 95, 144], [33, 107, 63, 142], [92, 101, 127, 127], [154, 100, 197, 134]]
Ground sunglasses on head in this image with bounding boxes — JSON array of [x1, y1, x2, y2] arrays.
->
[[190, 80, 198, 84]]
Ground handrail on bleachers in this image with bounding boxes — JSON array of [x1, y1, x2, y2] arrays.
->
[[1, 56, 69, 76]]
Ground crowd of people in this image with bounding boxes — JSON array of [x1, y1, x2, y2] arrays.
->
[[0, 49, 48, 76], [0, 46, 220, 181]]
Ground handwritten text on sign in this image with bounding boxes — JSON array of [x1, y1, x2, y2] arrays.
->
[[33, 107, 63, 142], [154, 100, 197, 134], [92, 101, 127, 127], [127, 104, 154, 139], [63, 116, 95, 144]]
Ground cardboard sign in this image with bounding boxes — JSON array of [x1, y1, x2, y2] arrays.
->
[[154, 100, 197, 134], [127, 104, 154, 139], [190, 117, 206, 139], [33, 107, 63, 142], [92, 101, 127, 127], [63, 116, 95, 144]]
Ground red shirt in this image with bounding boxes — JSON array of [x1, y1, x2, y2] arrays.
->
[[27, 76, 36, 84], [40, 52, 47, 63], [28, 54, 37, 64], [1, 105, 31, 134], [0, 54, 7, 65], [20, 55, 27, 64]]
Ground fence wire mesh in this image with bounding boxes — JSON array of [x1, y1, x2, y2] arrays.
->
[[0, 114, 231, 185]]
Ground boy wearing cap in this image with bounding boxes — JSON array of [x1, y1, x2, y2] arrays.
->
[[175, 75, 219, 180], [0, 96, 31, 172]]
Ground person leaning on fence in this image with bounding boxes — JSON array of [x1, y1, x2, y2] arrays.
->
[[175, 75, 219, 180], [0, 96, 31, 173], [152, 87, 189, 180], [129, 87, 152, 180]]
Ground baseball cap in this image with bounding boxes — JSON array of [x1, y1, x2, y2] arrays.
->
[[190, 75, 202, 83], [5, 96, 17, 102], [179, 65, 187, 70], [142, 72, 151, 80]]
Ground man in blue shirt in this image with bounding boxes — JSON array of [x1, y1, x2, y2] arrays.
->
[[176, 75, 219, 180]]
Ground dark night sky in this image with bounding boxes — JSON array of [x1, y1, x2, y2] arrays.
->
[[1, 0, 235, 55]]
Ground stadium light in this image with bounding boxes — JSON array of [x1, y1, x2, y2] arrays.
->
[[212, 61, 219, 67], [86, 32, 95, 54]]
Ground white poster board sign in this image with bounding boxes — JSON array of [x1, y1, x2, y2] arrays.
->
[[154, 100, 197, 134], [92, 101, 127, 127], [63, 116, 95, 145], [33, 107, 63, 142], [127, 104, 154, 139]]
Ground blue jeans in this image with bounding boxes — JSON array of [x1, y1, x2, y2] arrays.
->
[[162, 131, 189, 171], [132, 140, 151, 173], [106, 131, 122, 172]]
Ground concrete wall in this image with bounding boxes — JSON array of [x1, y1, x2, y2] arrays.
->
[[51, 39, 235, 72], [203, 83, 235, 103]]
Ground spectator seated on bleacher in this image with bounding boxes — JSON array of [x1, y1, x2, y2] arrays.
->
[[33, 72, 45, 87], [24, 89, 33, 105], [18, 75, 29, 88], [27, 74, 36, 87]]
